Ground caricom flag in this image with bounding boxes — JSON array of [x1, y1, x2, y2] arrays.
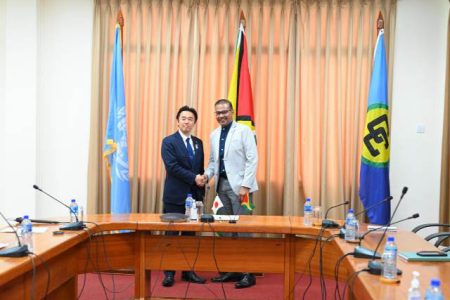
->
[[359, 29, 390, 225], [103, 24, 131, 214], [228, 22, 255, 132]]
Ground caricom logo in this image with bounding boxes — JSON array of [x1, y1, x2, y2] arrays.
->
[[362, 106, 390, 167]]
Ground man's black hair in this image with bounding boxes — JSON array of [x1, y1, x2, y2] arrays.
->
[[176, 105, 198, 122], [214, 99, 233, 110]]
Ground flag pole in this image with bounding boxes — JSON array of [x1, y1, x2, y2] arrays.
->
[[240, 10, 246, 29], [377, 11, 384, 34], [117, 10, 124, 52]]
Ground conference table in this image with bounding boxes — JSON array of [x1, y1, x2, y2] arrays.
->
[[0, 214, 449, 299]]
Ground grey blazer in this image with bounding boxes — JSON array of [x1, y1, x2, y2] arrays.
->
[[205, 121, 258, 196]]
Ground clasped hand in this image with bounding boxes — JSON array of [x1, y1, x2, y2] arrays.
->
[[195, 174, 208, 187]]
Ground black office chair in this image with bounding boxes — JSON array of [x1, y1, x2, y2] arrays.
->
[[412, 223, 450, 252]]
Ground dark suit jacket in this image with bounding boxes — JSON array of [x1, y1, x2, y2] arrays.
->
[[161, 131, 205, 206]]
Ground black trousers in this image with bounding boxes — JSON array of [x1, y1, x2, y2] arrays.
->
[[163, 202, 195, 276]]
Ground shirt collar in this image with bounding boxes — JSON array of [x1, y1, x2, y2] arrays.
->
[[221, 121, 233, 131], [178, 130, 191, 141]]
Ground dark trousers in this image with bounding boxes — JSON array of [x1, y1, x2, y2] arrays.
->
[[163, 202, 194, 276]]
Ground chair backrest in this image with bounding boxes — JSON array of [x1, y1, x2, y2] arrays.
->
[[412, 223, 450, 233], [412, 223, 450, 248], [424, 232, 450, 247]]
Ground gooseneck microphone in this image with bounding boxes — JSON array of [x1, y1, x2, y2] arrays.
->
[[339, 196, 393, 238], [0, 211, 28, 257], [367, 186, 409, 275], [355, 196, 393, 217], [33, 185, 85, 230], [200, 184, 214, 223], [353, 213, 419, 259], [359, 213, 419, 243], [321, 201, 350, 228], [14, 217, 60, 224]]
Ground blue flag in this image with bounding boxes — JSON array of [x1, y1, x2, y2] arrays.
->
[[103, 24, 131, 214], [359, 30, 390, 225]]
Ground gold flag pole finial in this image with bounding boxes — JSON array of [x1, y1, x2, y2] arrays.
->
[[117, 10, 124, 48], [240, 11, 246, 29], [377, 11, 384, 34]]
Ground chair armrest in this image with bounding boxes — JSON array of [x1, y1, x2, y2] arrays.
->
[[412, 223, 450, 233], [441, 246, 450, 253], [424, 232, 450, 247]]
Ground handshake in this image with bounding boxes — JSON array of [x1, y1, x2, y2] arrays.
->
[[195, 174, 208, 187]]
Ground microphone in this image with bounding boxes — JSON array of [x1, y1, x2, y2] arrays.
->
[[14, 217, 60, 224], [359, 213, 419, 242], [355, 196, 393, 217], [339, 196, 393, 238], [33, 184, 85, 230], [366, 186, 408, 275], [0, 211, 28, 257], [321, 201, 350, 228], [353, 213, 419, 259], [200, 184, 214, 223]]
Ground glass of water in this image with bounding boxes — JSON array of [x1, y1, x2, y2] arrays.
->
[[313, 206, 322, 226], [195, 201, 204, 219]]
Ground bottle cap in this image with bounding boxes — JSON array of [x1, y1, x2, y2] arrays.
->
[[71, 199, 76, 203], [24, 215, 29, 219], [187, 194, 192, 197], [348, 209, 354, 213], [387, 236, 395, 242], [306, 197, 311, 202], [430, 279, 440, 287]]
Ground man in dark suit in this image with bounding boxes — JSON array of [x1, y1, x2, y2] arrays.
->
[[160, 105, 206, 287]]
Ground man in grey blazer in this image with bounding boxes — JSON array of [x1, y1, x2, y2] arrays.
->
[[204, 99, 258, 289]]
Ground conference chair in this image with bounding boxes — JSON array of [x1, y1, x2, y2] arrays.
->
[[412, 223, 450, 251]]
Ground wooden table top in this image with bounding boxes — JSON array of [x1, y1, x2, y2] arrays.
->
[[337, 229, 450, 299], [85, 213, 297, 234], [1, 214, 449, 299]]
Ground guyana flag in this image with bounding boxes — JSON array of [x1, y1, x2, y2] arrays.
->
[[228, 19, 255, 213], [241, 194, 255, 211], [359, 29, 390, 225], [228, 22, 255, 132]]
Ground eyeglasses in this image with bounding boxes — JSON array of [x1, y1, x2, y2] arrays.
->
[[214, 110, 231, 116]]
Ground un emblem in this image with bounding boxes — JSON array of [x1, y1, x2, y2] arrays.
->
[[362, 106, 390, 167]]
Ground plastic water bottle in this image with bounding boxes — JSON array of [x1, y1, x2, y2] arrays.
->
[[21, 215, 33, 252], [382, 236, 398, 280], [303, 198, 313, 226], [407, 271, 421, 300], [190, 200, 198, 221], [69, 199, 79, 222], [185, 194, 193, 220], [425, 279, 444, 300], [344, 209, 356, 241]]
